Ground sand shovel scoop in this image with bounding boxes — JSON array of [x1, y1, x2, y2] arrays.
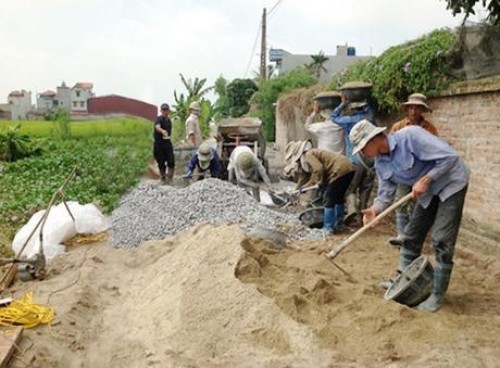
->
[[266, 185, 319, 207], [325, 192, 413, 261]]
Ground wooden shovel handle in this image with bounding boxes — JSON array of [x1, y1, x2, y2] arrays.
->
[[325, 192, 413, 260]]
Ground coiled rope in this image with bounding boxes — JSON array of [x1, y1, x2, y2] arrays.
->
[[0, 292, 55, 329]]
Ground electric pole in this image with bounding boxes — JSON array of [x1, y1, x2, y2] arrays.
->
[[260, 7, 267, 80]]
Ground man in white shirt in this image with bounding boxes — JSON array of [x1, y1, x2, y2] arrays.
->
[[228, 145, 271, 202], [305, 96, 344, 154]]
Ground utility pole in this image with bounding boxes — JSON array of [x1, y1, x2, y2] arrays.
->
[[260, 7, 267, 81]]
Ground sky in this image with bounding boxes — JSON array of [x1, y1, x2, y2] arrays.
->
[[0, 0, 488, 110]]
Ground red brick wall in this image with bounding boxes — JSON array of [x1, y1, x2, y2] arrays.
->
[[429, 82, 500, 240], [88, 95, 157, 122]]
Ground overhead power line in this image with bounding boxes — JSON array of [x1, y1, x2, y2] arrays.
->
[[244, 20, 262, 77], [268, 0, 284, 16]]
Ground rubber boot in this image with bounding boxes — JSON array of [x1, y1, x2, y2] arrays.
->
[[399, 247, 419, 271], [344, 193, 358, 226], [166, 167, 174, 185], [380, 248, 419, 290], [388, 211, 410, 246], [416, 264, 452, 312], [159, 168, 166, 184], [333, 203, 345, 233], [323, 207, 335, 236]]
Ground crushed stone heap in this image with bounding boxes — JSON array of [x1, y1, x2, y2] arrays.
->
[[111, 178, 322, 248]]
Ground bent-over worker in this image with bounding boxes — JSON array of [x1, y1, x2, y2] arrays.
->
[[186, 141, 223, 180], [286, 141, 354, 235], [228, 145, 271, 202]]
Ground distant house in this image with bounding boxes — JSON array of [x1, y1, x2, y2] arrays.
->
[[36, 90, 57, 112], [12, 81, 156, 121], [56, 81, 71, 111], [71, 82, 95, 114], [0, 103, 11, 120], [8, 90, 32, 120], [269, 45, 372, 82], [87, 95, 157, 121]]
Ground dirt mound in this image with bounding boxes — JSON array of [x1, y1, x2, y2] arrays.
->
[[8, 224, 500, 367]]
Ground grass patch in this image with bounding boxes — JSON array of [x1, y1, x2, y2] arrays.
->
[[0, 117, 153, 254]]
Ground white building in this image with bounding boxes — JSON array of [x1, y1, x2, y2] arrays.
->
[[8, 90, 32, 120], [71, 82, 94, 114], [269, 45, 372, 83]]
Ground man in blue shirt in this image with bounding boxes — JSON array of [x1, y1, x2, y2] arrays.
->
[[331, 91, 375, 227], [186, 141, 223, 180], [349, 120, 469, 312]]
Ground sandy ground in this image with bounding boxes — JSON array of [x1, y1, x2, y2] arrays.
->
[[5, 219, 500, 368]]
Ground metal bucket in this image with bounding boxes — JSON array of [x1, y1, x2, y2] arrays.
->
[[299, 207, 324, 229], [384, 255, 434, 307]]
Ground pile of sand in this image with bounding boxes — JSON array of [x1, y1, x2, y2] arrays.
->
[[8, 223, 500, 367]]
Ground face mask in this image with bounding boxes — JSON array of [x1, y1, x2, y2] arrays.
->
[[199, 160, 210, 170], [241, 167, 254, 178]]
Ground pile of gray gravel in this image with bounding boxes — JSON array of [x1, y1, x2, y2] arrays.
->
[[111, 178, 322, 248]]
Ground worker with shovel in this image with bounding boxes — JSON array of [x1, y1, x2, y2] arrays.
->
[[286, 141, 355, 235], [350, 120, 469, 312], [186, 141, 223, 181], [387, 93, 439, 247]]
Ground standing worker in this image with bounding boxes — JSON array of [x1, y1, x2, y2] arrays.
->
[[185, 101, 202, 147], [388, 93, 439, 246], [331, 82, 376, 227], [286, 142, 354, 235], [153, 103, 175, 184], [228, 145, 271, 202], [350, 120, 469, 312]]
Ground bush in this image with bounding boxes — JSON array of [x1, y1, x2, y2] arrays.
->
[[252, 68, 317, 141], [330, 29, 458, 113]]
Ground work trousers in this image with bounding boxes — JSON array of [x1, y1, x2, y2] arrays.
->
[[153, 140, 175, 175], [323, 171, 355, 207], [402, 186, 468, 269]]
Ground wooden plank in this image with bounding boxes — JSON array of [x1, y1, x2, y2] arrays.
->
[[0, 265, 17, 294], [0, 326, 23, 368]]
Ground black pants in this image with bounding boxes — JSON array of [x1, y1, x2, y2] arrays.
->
[[323, 171, 354, 207], [153, 141, 175, 175]]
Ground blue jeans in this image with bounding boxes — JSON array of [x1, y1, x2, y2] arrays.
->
[[402, 186, 468, 269]]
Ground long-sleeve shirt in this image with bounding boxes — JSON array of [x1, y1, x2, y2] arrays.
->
[[187, 148, 222, 177], [373, 126, 469, 212], [298, 149, 354, 189], [331, 102, 374, 162], [390, 117, 438, 136], [304, 114, 344, 153], [185, 113, 202, 146]]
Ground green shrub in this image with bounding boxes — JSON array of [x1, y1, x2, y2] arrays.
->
[[330, 28, 458, 113], [252, 68, 317, 141]]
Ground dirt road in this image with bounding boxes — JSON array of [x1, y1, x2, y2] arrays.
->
[[7, 222, 500, 367]]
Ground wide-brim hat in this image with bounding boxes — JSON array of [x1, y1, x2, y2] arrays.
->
[[285, 140, 313, 164], [197, 142, 213, 161], [350, 120, 386, 155], [401, 93, 432, 112]]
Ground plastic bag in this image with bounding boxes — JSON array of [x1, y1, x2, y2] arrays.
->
[[12, 201, 110, 260]]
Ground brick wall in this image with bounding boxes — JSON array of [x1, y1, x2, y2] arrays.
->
[[428, 77, 500, 240], [276, 78, 500, 241]]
